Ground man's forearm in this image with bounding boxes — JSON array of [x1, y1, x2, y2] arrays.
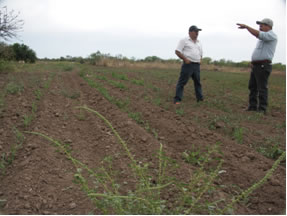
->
[[237, 23, 259, 37], [175, 50, 190, 63], [246, 26, 259, 37]]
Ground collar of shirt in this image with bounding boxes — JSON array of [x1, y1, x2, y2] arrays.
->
[[188, 37, 200, 44]]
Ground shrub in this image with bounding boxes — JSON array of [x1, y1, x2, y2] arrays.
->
[[12, 43, 37, 63]]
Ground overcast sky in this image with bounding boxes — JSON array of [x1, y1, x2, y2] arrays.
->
[[2, 0, 286, 63]]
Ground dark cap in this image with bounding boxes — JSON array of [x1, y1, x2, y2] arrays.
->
[[189, 25, 202, 32]]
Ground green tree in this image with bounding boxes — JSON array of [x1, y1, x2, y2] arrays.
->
[[0, 42, 14, 60], [12, 43, 37, 63], [202, 57, 212, 64], [144, 56, 162, 62]]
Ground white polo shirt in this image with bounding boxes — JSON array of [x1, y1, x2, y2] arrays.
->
[[176, 37, 203, 63]]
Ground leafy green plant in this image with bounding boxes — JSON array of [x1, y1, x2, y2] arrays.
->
[[108, 80, 127, 90], [111, 72, 129, 81], [34, 89, 43, 100], [132, 79, 144, 86], [0, 128, 25, 175], [233, 127, 244, 144], [31, 101, 38, 113], [176, 108, 184, 116], [63, 65, 74, 71], [0, 94, 5, 116], [5, 81, 23, 95], [257, 143, 284, 160], [0, 60, 15, 74], [128, 112, 144, 124], [23, 114, 33, 127], [61, 89, 80, 99], [182, 145, 207, 166]]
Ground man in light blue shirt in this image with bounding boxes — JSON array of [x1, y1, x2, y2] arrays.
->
[[237, 18, 277, 114]]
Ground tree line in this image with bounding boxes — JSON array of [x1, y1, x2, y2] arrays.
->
[[49, 51, 285, 71], [0, 42, 37, 63]]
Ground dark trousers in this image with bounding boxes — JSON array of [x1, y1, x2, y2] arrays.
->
[[248, 63, 272, 111], [174, 63, 203, 103]]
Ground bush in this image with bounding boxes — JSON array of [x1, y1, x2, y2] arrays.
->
[[12, 43, 37, 63], [0, 60, 15, 74], [0, 42, 37, 63], [0, 42, 15, 60]]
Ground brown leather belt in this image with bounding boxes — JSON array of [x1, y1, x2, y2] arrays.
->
[[251, 60, 271, 65]]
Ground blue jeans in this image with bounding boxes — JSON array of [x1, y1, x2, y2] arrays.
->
[[174, 63, 203, 103]]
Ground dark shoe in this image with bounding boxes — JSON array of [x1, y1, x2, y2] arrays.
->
[[197, 98, 204, 102], [257, 109, 267, 115], [246, 107, 257, 111]]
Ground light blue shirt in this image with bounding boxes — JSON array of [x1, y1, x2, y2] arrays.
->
[[251, 30, 277, 61]]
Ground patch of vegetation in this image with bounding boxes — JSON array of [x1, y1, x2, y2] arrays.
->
[[5, 81, 24, 95], [28, 106, 286, 215]]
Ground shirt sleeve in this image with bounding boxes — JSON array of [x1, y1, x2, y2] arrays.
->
[[176, 39, 185, 53], [258, 31, 277, 42]]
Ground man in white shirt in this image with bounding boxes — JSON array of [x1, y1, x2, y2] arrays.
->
[[174, 25, 203, 104]]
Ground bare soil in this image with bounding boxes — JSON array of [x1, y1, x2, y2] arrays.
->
[[0, 67, 285, 214]]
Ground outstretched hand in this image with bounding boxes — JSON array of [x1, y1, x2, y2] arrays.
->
[[237, 23, 247, 29]]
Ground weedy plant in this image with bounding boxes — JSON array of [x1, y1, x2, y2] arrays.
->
[[233, 127, 244, 144], [26, 105, 285, 214], [176, 107, 184, 116], [5, 81, 24, 95], [23, 114, 34, 128], [34, 89, 43, 100], [132, 79, 144, 86], [0, 93, 5, 117], [0, 128, 25, 175]]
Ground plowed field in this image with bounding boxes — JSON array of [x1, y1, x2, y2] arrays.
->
[[0, 62, 285, 214]]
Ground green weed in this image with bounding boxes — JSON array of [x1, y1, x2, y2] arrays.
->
[[176, 108, 184, 116], [5, 82, 24, 95], [23, 114, 34, 127], [34, 89, 43, 100], [220, 151, 286, 214], [108, 80, 127, 90], [63, 65, 74, 72], [0, 128, 24, 175], [111, 72, 129, 81], [257, 137, 284, 160], [0, 60, 15, 74], [27, 106, 285, 215], [128, 112, 144, 124], [233, 127, 244, 144], [0, 94, 4, 116], [132, 79, 144, 86], [61, 89, 81, 99]]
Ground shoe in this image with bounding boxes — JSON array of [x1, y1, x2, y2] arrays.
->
[[197, 98, 204, 102], [246, 107, 257, 111], [174, 102, 181, 105], [257, 109, 267, 115]]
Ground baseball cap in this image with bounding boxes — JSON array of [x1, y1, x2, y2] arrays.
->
[[189, 25, 202, 32], [256, 18, 273, 27]]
